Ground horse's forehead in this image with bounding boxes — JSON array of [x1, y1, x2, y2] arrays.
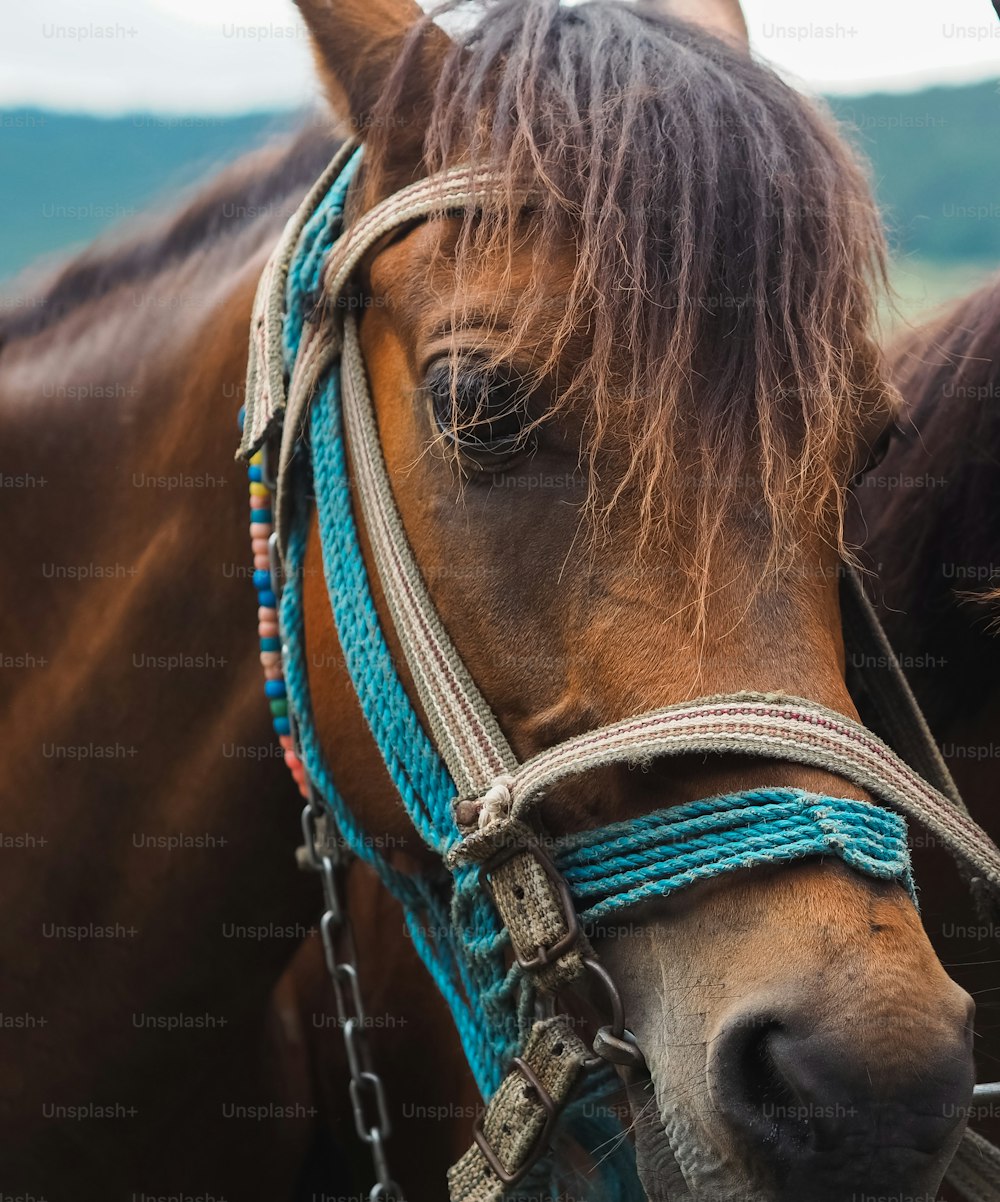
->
[[366, 211, 576, 307], [363, 213, 580, 378]]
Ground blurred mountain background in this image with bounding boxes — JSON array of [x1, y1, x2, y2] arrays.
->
[[1, 76, 998, 323]]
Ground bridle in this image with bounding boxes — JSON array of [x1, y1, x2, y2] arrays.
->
[[239, 140, 1000, 1202]]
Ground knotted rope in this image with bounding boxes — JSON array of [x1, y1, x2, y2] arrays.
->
[[554, 789, 915, 920]]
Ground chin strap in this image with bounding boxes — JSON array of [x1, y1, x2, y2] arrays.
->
[[449, 1017, 591, 1199]]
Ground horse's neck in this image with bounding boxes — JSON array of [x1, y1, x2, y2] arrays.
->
[[865, 434, 1000, 721], [857, 350, 1000, 834], [0, 245, 317, 1183], [1, 251, 271, 800]]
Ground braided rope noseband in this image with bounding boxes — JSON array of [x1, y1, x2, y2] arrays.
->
[[239, 142, 1000, 1202]]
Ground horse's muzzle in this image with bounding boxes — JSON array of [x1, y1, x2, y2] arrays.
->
[[707, 988, 976, 1199]]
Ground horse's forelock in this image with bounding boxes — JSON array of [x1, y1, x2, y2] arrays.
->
[[370, 0, 896, 608]]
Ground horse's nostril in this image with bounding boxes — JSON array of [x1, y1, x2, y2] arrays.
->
[[713, 1017, 814, 1156], [732, 1022, 812, 1151]]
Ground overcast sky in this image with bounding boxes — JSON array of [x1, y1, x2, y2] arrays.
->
[[3, 0, 999, 114]]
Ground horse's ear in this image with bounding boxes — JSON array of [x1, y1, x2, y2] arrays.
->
[[294, 0, 452, 164], [647, 0, 749, 49]]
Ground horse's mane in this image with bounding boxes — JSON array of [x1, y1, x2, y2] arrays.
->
[[370, 0, 895, 602], [0, 123, 337, 346]]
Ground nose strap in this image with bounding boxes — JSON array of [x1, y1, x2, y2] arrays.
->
[[447, 694, 1000, 902], [553, 788, 916, 918]]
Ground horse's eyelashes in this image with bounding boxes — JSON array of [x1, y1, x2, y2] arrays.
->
[[424, 360, 535, 462]]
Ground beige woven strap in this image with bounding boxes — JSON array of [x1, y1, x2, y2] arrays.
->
[[239, 139, 361, 461], [949, 1127, 1000, 1202], [242, 145, 1000, 909], [448, 1017, 588, 1202], [448, 692, 1000, 906], [340, 315, 517, 794], [342, 307, 588, 980], [480, 822, 591, 993], [329, 190, 1000, 1198], [242, 145, 1000, 1197]]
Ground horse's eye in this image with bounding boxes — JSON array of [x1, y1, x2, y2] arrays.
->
[[424, 361, 534, 461]]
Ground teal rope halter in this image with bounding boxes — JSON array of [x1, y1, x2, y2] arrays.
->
[[555, 788, 915, 921], [241, 146, 918, 1201]]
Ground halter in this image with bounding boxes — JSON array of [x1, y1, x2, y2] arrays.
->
[[239, 141, 1000, 1202]]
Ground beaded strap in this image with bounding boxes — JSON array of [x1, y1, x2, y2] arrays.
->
[[242, 444, 305, 787]]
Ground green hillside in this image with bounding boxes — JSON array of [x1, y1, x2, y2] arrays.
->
[[1, 78, 997, 306], [0, 109, 299, 279], [828, 79, 1000, 264]]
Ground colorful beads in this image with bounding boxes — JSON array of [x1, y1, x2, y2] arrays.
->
[[244, 445, 309, 797]]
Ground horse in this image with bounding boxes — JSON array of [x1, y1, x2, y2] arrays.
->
[[2, 1, 996, 1200], [0, 127, 346, 1197], [857, 273, 1000, 751], [853, 272, 1000, 1187]]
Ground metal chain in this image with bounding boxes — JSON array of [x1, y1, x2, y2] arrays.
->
[[264, 439, 403, 1202], [294, 728, 405, 1202]]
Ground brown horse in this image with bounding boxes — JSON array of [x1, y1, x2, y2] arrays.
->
[[0, 1, 990, 1200], [854, 273, 1000, 1189], [0, 129, 345, 1197], [858, 274, 1000, 740]]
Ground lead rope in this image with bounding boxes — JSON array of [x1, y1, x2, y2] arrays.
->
[[242, 147, 1000, 1202]]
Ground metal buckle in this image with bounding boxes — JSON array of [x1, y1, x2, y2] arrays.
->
[[472, 1056, 559, 1187], [267, 530, 284, 601], [258, 439, 278, 491], [479, 839, 580, 971]]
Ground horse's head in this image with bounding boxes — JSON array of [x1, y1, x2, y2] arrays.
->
[[292, 0, 974, 1197]]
